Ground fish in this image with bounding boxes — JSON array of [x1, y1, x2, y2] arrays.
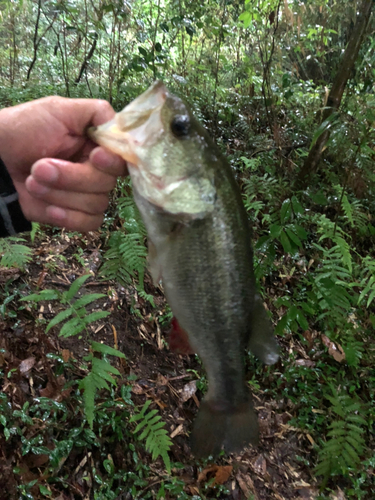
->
[[89, 81, 279, 457]]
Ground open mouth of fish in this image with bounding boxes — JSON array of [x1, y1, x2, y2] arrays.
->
[[88, 81, 167, 167]]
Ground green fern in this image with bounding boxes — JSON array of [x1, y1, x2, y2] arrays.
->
[[101, 231, 147, 286], [316, 214, 352, 273], [79, 341, 126, 428], [22, 274, 110, 338], [315, 388, 367, 484], [311, 230, 364, 366], [130, 400, 172, 474], [0, 237, 32, 269], [117, 194, 147, 237], [334, 185, 369, 234], [358, 255, 375, 308], [101, 190, 148, 286]]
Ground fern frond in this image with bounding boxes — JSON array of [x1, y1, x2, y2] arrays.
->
[[315, 388, 367, 481], [130, 400, 172, 473], [358, 255, 375, 307], [101, 231, 147, 286], [79, 342, 124, 428], [0, 237, 33, 269], [341, 194, 354, 227]]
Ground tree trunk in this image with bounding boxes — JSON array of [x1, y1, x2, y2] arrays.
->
[[296, 0, 373, 189]]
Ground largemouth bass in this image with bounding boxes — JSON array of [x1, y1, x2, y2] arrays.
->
[[89, 82, 279, 457]]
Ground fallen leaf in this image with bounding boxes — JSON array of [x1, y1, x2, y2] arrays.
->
[[131, 384, 146, 395], [180, 380, 197, 403], [156, 373, 168, 386], [62, 349, 72, 362], [19, 357, 36, 375], [321, 335, 346, 362], [294, 359, 316, 367], [253, 454, 267, 475], [198, 465, 233, 486]]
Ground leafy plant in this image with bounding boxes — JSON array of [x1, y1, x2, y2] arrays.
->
[[130, 399, 172, 474], [315, 387, 367, 485], [79, 341, 126, 428], [21, 274, 110, 338], [0, 236, 33, 269]]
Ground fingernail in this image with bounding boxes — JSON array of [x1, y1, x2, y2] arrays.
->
[[31, 160, 59, 184], [46, 206, 66, 221], [26, 176, 50, 195]]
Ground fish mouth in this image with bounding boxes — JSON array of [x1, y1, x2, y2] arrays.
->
[[88, 81, 167, 165]]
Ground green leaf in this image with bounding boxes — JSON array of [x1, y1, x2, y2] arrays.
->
[[239, 11, 252, 28], [39, 485, 51, 496], [73, 293, 106, 309], [294, 224, 308, 240], [91, 341, 126, 359], [280, 199, 292, 223], [84, 311, 111, 325], [269, 224, 281, 238], [310, 113, 339, 149], [296, 310, 309, 330], [291, 196, 304, 215], [92, 357, 120, 377], [310, 190, 328, 205], [59, 317, 85, 338], [46, 308, 74, 333], [285, 228, 302, 248], [65, 274, 91, 301], [280, 230, 292, 253]]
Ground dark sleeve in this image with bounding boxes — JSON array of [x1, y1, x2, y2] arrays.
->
[[0, 157, 32, 237]]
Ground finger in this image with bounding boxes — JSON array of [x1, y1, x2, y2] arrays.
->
[[89, 147, 128, 177], [29, 158, 118, 193], [46, 206, 104, 232], [46, 96, 116, 134], [25, 177, 109, 214], [17, 188, 104, 232]]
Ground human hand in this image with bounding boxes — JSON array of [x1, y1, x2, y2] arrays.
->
[[0, 97, 127, 232]]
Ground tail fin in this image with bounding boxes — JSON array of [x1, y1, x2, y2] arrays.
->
[[248, 295, 279, 365], [190, 399, 259, 457]]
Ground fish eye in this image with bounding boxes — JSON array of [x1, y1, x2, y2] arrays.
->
[[171, 115, 190, 138]]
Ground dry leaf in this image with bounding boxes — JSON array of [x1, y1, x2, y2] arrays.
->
[[62, 349, 72, 362], [321, 335, 345, 362], [131, 384, 145, 394], [156, 373, 168, 386], [253, 454, 267, 475], [19, 357, 36, 375], [180, 380, 197, 403], [294, 359, 316, 368], [198, 465, 233, 486]]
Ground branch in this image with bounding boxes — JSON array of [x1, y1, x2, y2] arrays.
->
[[74, 36, 97, 85], [26, 0, 56, 80]]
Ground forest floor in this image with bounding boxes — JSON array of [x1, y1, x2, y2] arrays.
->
[[0, 229, 357, 499]]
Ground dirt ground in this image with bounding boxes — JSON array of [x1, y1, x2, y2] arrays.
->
[[0, 230, 351, 499]]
